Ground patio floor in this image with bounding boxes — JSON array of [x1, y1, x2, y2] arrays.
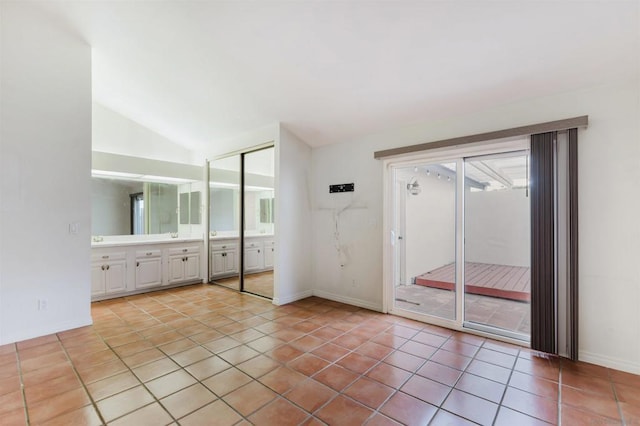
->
[[395, 285, 530, 336]]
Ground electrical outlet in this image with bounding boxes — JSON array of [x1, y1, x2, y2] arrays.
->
[[38, 299, 48, 311]]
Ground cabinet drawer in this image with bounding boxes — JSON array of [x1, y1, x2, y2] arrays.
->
[[135, 249, 161, 258], [168, 246, 200, 256], [245, 241, 261, 249], [91, 251, 126, 262], [211, 243, 237, 251]]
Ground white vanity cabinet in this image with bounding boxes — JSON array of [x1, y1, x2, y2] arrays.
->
[[244, 241, 262, 272], [209, 236, 273, 279], [91, 252, 127, 297], [91, 238, 204, 301], [135, 249, 162, 289], [168, 246, 201, 285], [263, 240, 275, 269], [210, 242, 238, 278]]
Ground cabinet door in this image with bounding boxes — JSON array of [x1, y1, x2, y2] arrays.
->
[[136, 257, 162, 289], [91, 264, 105, 297], [105, 261, 126, 294], [168, 256, 185, 283], [264, 246, 274, 269], [224, 250, 238, 274], [211, 252, 225, 276], [184, 254, 200, 281], [244, 247, 261, 272]]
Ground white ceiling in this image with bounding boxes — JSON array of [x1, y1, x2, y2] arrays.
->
[[43, 1, 638, 153]]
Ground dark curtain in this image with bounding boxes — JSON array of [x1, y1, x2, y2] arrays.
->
[[530, 131, 557, 354], [568, 128, 579, 360]]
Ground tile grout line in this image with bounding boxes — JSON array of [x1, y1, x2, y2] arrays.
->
[[54, 332, 109, 426], [609, 368, 626, 426], [118, 286, 300, 425], [13, 343, 30, 426]]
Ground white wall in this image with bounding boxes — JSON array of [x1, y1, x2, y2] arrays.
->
[[93, 103, 197, 165], [311, 78, 640, 373], [312, 140, 383, 311], [274, 126, 313, 305], [465, 188, 530, 267], [0, 3, 92, 343]]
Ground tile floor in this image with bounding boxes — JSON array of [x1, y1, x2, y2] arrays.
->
[[395, 285, 530, 335], [213, 271, 274, 299], [1, 284, 639, 425]]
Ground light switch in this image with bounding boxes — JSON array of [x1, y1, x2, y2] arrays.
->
[[69, 222, 80, 235]]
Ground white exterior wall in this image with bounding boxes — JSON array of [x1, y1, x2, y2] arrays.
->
[[465, 188, 530, 267]]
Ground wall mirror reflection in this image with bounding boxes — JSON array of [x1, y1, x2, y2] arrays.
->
[[91, 172, 202, 237]]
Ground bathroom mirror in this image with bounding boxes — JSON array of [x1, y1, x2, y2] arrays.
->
[[91, 176, 205, 236]]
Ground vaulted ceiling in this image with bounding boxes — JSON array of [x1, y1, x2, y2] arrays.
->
[[43, 1, 639, 154]]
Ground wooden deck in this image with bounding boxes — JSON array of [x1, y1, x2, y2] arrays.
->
[[415, 262, 530, 302]]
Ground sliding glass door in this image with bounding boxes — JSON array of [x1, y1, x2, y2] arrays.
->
[[463, 152, 530, 340], [393, 161, 459, 322], [390, 143, 531, 341]]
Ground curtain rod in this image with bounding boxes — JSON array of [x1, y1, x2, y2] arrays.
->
[[374, 115, 588, 159]]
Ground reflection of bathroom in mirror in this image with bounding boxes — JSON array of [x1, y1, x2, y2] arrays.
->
[[91, 152, 205, 238], [190, 191, 201, 224], [260, 198, 274, 223], [92, 177, 185, 236]]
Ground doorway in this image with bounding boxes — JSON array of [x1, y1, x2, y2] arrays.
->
[[389, 140, 531, 342]]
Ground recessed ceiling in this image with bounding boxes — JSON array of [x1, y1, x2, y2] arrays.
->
[[42, 1, 638, 153]]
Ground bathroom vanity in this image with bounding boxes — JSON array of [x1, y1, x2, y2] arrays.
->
[[91, 236, 204, 301]]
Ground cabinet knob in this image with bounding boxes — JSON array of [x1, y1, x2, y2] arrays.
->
[[101, 265, 105, 271], [258, 249, 260, 253], [136, 261, 140, 267], [146, 252, 153, 256], [222, 245, 226, 249], [106, 265, 110, 270], [182, 249, 188, 252], [102, 255, 109, 259]]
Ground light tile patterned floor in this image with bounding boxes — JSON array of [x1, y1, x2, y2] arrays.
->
[[0, 284, 638, 425]]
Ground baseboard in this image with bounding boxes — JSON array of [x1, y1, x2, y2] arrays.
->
[[580, 350, 640, 375], [312, 290, 383, 312], [0, 316, 93, 346], [273, 289, 313, 306]]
